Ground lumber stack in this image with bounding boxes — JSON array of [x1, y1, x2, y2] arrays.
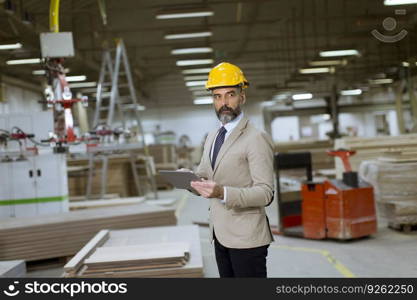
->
[[0, 260, 26, 277], [335, 134, 417, 178], [275, 139, 334, 170], [359, 155, 417, 229], [64, 225, 203, 278], [0, 204, 176, 262]]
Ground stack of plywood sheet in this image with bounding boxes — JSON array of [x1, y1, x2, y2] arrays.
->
[[275, 139, 334, 170], [0, 204, 176, 262], [64, 225, 203, 278], [359, 156, 417, 230], [0, 260, 26, 277], [335, 134, 417, 178]]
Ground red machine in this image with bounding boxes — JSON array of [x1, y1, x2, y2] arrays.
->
[[301, 149, 377, 240]]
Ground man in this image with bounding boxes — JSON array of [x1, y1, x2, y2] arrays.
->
[[190, 62, 275, 278]]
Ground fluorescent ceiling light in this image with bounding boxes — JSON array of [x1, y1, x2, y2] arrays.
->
[[368, 78, 393, 85], [69, 82, 97, 88], [156, 10, 213, 19], [299, 67, 335, 74], [194, 97, 213, 105], [402, 61, 417, 67], [182, 68, 211, 74], [6, 58, 41, 65], [188, 86, 207, 91], [192, 90, 211, 96], [176, 59, 213, 66], [165, 31, 212, 40], [171, 47, 213, 55], [80, 87, 107, 93], [186, 80, 207, 87], [0, 43, 22, 50], [341, 89, 362, 96], [292, 93, 313, 100], [319, 49, 359, 57], [184, 75, 208, 81], [32, 70, 46, 75], [273, 93, 290, 101], [309, 59, 347, 66], [384, 0, 417, 5], [66, 75, 87, 82]]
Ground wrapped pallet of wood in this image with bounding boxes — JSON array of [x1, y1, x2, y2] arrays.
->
[[64, 225, 203, 278], [359, 158, 417, 230], [335, 134, 417, 178]]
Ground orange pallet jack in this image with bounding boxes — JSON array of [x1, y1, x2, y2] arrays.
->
[[275, 150, 377, 240]]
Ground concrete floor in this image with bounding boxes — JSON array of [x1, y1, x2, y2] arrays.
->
[[28, 189, 417, 278]]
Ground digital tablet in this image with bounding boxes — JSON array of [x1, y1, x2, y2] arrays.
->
[[158, 170, 202, 191]]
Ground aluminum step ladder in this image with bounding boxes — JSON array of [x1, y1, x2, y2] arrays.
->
[[86, 39, 158, 200]]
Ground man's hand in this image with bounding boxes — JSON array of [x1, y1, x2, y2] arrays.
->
[[191, 180, 224, 199]]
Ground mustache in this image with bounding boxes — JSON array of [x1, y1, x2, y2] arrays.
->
[[218, 106, 234, 113]]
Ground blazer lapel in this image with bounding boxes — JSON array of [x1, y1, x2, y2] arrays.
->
[[205, 130, 217, 177], [213, 116, 249, 175]]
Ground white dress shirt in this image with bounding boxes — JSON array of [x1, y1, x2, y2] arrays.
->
[[210, 112, 244, 204]]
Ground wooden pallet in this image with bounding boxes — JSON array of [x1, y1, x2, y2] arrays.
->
[[388, 222, 417, 233]]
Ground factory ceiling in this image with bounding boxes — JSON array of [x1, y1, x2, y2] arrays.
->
[[1, 0, 417, 109]]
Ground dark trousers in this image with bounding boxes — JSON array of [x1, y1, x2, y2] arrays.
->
[[214, 232, 269, 278]]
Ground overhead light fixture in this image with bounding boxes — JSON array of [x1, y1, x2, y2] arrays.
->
[[299, 67, 335, 74], [69, 82, 97, 88], [309, 59, 347, 67], [192, 90, 211, 96], [32, 70, 46, 75], [194, 97, 213, 105], [319, 49, 359, 57], [182, 68, 211, 74], [186, 80, 207, 87], [6, 58, 41, 65], [66, 75, 87, 82], [171, 47, 213, 55], [184, 75, 208, 81], [292, 93, 313, 100], [341, 89, 362, 96], [156, 10, 214, 19], [368, 78, 393, 85], [80, 87, 107, 93], [165, 31, 212, 40], [384, 0, 417, 5], [273, 93, 290, 101], [188, 86, 208, 91], [0, 43, 22, 50], [176, 59, 213, 66], [402, 61, 417, 67]]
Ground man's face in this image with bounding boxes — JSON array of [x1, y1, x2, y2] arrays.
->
[[212, 87, 246, 124]]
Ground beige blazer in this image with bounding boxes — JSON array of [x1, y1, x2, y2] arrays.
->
[[196, 115, 274, 249]]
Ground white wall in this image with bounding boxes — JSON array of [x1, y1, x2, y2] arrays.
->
[[140, 102, 266, 146], [271, 116, 300, 141], [0, 84, 43, 115]]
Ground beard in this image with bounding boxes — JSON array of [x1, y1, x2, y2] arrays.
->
[[216, 105, 241, 124]]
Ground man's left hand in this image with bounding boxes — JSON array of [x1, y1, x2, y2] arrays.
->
[[191, 180, 224, 199]]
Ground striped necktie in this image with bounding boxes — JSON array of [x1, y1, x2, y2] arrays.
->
[[211, 126, 227, 169]]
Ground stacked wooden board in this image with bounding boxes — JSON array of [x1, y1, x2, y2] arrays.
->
[[275, 139, 334, 170], [335, 134, 417, 178], [0, 203, 176, 262], [359, 156, 417, 230], [64, 225, 203, 278], [0, 260, 26, 277]]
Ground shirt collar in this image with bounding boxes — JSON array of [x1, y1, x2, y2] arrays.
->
[[221, 112, 244, 133]]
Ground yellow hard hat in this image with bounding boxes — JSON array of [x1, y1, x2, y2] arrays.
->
[[206, 62, 249, 90]]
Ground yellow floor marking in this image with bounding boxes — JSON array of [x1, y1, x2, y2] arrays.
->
[[270, 244, 355, 278], [175, 192, 189, 219]]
